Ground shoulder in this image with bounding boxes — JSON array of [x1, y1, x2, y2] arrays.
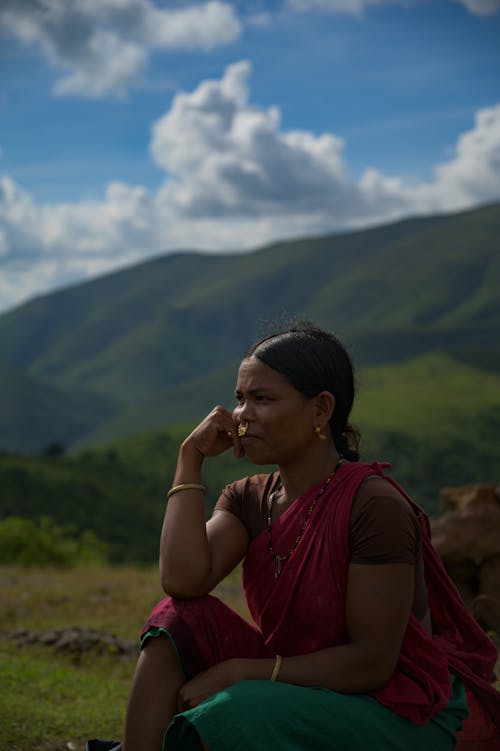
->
[[352, 474, 414, 516], [216, 471, 280, 514], [349, 475, 421, 564], [215, 471, 279, 539], [221, 471, 280, 502]]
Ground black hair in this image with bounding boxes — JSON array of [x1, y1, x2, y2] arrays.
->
[[245, 321, 360, 461]]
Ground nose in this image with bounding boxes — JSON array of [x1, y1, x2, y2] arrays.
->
[[233, 401, 251, 423]]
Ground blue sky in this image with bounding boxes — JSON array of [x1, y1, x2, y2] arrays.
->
[[0, 0, 499, 313]]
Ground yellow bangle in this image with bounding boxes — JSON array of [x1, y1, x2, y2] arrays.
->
[[270, 654, 282, 682], [167, 483, 206, 499]]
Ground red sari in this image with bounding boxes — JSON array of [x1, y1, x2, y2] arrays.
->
[[143, 461, 500, 746]]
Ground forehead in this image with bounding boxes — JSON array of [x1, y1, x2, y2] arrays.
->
[[235, 356, 294, 392]]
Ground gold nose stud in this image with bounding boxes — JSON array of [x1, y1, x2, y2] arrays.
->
[[237, 421, 249, 437]]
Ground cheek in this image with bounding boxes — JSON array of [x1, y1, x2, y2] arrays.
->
[[265, 415, 300, 442], [279, 413, 313, 441]]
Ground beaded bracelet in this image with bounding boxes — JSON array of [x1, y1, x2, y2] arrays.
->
[[270, 654, 283, 682], [167, 483, 206, 499]]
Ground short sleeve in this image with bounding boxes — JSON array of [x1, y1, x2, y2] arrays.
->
[[214, 479, 245, 518], [214, 472, 279, 540], [349, 476, 421, 565]]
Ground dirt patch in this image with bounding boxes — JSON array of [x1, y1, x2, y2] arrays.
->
[[1, 626, 138, 657]]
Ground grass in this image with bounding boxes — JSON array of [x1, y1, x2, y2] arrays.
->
[[1, 557, 499, 750], [0, 564, 163, 638], [353, 352, 500, 440], [0, 563, 248, 751], [0, 646, 131, 751]]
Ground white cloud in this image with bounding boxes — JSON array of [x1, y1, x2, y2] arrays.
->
[[0, 173, 160, 308], [0, 0, 495, 102], [143, 1, 241, 49], [422, 104, 500, 208], [287, 0, 500, 13], [53, 31, 148, 97], [0, 1, 241, 97], [151, 61, 357, 219], [456, 0, 500, 14], [288, 0, 394, 13], [361, 104, 500, 214], [1, 62, 500, 312]]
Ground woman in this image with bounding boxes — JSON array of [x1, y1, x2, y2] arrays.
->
[[107, 323, 498, 751]]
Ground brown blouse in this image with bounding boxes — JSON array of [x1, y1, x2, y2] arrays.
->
[[215, 472, 430, 623]]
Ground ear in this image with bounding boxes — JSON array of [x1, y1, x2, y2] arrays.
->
[[314, 391, 335, 424]]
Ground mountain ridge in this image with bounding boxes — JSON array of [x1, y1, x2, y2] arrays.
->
[[1, 201, 499, 452]]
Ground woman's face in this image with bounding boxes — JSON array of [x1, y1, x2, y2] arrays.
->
[[233, 356, 319, 466]]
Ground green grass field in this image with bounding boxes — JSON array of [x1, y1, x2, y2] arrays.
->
[[0, 564, 248, 751], [1, 563, 498, 750], [353, 352, 500, 439]]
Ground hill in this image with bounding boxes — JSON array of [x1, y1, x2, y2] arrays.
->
[[0, 201, 499, 452], [1, 350, 500, 562], [0, 424, 269, 562]]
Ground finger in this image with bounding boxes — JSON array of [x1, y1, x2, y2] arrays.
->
[[232, 417, 247, 457], [210, 405, 234, 425], [233, 435, 245, 459], [192, 409, 234, 455], [209, 408, 237, 439]]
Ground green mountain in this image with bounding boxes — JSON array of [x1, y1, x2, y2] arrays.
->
[[2, 351, 500, 562], [1, 202, 500, 561], [0, 202, 499, 452]]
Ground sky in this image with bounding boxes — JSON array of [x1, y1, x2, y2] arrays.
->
[[0, 0, 499, 314]]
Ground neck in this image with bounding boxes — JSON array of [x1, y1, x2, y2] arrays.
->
[[277, 444, 341, 504]]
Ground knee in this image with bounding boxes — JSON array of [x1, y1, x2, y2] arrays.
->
[[145, 593, 223, 623], [140, 630, 175, 659]]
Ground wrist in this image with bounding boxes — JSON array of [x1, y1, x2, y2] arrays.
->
[[176, 441, 205, 476], [270, 654, 283, 681], [232, 658, 276, 682], [228, 658, 246, 684]]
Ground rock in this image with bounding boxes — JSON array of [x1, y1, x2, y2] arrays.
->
[[431, 506, 500, 562], [439, 483, 499, 513], [2, 626, 137, 657], [443, 561, 478, 605], [431, 482, 500, 635], [479, 555, 500, 603], [471, 595, 500, 634]]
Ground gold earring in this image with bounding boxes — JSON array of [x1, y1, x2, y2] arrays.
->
[[315, 426, 327, 441], [237, 421, 249, 437]]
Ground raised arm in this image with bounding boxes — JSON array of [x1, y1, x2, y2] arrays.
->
[[160, 406, 249, 598]]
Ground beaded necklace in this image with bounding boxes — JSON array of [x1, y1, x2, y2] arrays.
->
[[266, 456, 344, 579]]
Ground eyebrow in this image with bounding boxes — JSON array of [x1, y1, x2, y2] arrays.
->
[[234, 387, 271, 397]]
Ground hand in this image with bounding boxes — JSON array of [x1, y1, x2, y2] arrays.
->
[[177, 659, 242, 711], [183, 406, 245, 460]]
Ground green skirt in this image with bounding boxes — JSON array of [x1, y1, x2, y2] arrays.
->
[[163, 673, 468, 751]]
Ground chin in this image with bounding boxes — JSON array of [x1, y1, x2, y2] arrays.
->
[[243, 446, 276, 466], [251, 457, 276, 466]]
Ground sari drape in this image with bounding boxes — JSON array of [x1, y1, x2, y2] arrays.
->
[[243, 461, 452, 722], [142, 461, 499, 749]]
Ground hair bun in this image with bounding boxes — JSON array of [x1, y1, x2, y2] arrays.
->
[[334, 425, 360, 462]]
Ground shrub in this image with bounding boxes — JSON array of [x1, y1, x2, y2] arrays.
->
[[0, 515, 107, 566]]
